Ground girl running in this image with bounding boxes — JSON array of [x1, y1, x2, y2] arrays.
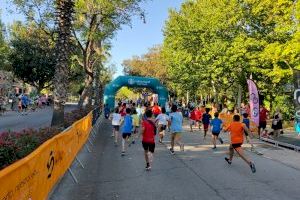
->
[[155, 107, 169, 143], [110, 108, 122, 145]]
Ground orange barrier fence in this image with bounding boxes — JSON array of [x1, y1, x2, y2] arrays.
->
[[0, 112, 93, 200], [219, 113, 258, 134]]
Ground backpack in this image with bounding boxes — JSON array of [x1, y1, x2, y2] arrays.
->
[[146, 119, 157, 135]]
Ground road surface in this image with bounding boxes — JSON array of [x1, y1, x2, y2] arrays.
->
[[50, 119, 300, 200], [0, 104, 76, 132]]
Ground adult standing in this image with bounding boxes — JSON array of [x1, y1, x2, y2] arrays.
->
[[272, 108, 283, 137], [258, 105, 269, 136]]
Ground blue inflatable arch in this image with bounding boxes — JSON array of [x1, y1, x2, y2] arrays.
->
[[104, 76, 168, 110]]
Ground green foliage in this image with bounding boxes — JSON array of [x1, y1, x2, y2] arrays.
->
[[162, 0, 300, 108], [116, 87, 136, 100], [9, 22, 56, 92], [0, 19, 10, 71]]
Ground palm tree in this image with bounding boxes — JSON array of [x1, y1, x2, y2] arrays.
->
[[51, 0, 74, 127]]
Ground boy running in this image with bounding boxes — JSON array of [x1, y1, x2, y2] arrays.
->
[[189, 107, 197, 132], [141, 110, 156, 170], [202, 108, 212, 139], [224, 115, 256, 173], [155, 107, 169, 143], [121, 108, 133, 156], [110, 108, 122, 145], [169, 105, 184, 154], [195, 106, 203, 130], [210, 112, 224, 149], [131, 109, 140, 144]]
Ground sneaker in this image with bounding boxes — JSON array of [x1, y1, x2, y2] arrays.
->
[[114, 142, 118, 147], [159, 139, 162, 143], [250, 162, 256, 173], [132, 140, 135, 144], [180, 144, 185, 152], [225, 157, 232, 165], [219, 138, 224, 144], [212, 146, 217, 150], [121, 152, 125, 156], [169, 148, 175, 155]]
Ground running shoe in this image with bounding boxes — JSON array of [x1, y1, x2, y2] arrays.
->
[[212, 146, 217, 150], [121, 152, 125, 156], [159, 139, 162, 143], [169, 148, 175, 155], [225, 157, 232, 165], [219, 138, 224, 144], [250, 162, 256, 173], [132, 140, 135, 144]]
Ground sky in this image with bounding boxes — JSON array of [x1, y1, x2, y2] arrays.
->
[[0, 0, 184, 78]]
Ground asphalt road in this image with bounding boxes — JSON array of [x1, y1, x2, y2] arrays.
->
[[0, 104, 76, 132], [50, 119, 300, 200]]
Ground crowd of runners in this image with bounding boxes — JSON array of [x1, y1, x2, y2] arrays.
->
[[106, 101, 256, 173]]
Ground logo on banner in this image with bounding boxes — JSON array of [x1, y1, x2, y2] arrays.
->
[[47, 151, 55, 179], [128, 78, 135, 85], [250, 93, 259, 104]]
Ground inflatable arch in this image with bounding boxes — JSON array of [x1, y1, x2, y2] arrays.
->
[[104, 76, 168, 110]]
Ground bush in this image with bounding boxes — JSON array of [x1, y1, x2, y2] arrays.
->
[[0, 107, 94, 170]]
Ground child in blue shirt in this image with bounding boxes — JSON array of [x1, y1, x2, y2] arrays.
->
[[210, 112, 224, 149], [121, 108, 133, 156]]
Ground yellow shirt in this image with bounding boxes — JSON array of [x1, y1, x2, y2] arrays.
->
[[132, 114, 140, 127]]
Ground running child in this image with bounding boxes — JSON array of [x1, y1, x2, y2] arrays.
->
[[169, 105, 184, 154], [195, 106, 203, 130], [210, 112, 224, 149], [121, 108, 133, 156], [155, 107, 169, 143], [141, 109, 156, 170], [131, 108, 140, 144], [242, 113, 254, 147], [189, 107, 197, 132], [224, 115, 256, 173], [110, 107, 122, 145], [202, 108, 212, 139]]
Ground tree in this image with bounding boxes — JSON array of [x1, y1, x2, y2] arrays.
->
[[51, 0, 74, 127], [122, 45, 168, 84], [0, 18, 10, 71], [73, 0, 146, 108], [9, 22, 56, 92]]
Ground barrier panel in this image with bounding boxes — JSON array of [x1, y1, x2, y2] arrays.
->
[[219, 113, 258, 134], [0, 112, 93, 200]]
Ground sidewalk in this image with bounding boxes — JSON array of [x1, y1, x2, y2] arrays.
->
[[50, 120, 300, 200]]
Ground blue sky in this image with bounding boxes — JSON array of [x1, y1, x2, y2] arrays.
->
[[0, 0, 184, 78]]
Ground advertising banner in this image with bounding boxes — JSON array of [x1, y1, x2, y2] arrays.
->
[[247, 79, 260, 126], [0, 112, 92, 200]]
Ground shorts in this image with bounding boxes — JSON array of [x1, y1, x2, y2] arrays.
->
[[113, 125, 120, 131], [259, 121, 267, 129], [122, 133, 131, 139], [203, 124, 209, 131], [189, 120, 196, 125], [212, 131, 220, 136], [142, 142, 155, 153], [231, 143, 243, 149], [22, 105, 27, 109], [159, 125, 167, 132], [133, 126, 139, 133]]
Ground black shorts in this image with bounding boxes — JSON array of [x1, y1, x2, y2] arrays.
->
[[231, 143, 242, 149], [122, 133, 131, 139], [22, 105, 27, 109], [259, 121, 267, 129], [142, 142, 155, 153], [212, 131, 220, 136], [159, 125, 167, 132], [113, 125, 120, 131]]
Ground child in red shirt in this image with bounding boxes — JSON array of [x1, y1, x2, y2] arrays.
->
[[141, 109, 156, 171], [189, 107, 197, 132], [195, 106, 203, 130]]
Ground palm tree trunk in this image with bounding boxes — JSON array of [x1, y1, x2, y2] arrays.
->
[[51, 0, 74, 127]]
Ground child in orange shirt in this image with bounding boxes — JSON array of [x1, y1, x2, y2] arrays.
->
[[224, 115, 256, 173]]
